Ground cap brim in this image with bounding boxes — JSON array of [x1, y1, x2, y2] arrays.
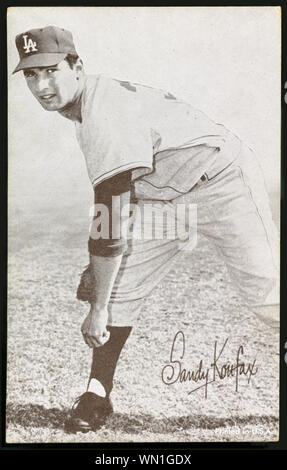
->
[[12, 52, 67, 74]]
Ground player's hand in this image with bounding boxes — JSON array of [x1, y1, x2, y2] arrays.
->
[[81, 307, 110, 348]]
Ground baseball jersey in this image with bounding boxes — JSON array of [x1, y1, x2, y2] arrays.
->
[[75, 74, 242, 200]]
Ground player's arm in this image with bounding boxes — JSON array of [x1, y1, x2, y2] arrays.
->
[[89, 171, 131, 311], [81, 171, 132, 348]]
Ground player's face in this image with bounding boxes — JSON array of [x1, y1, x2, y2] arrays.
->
[[23, 60, 82, 111]]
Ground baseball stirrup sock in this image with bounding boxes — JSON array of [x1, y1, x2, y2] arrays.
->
[[88, 326, 132, 397]]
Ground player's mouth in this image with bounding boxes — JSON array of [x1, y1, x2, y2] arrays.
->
[[39, 94, 56, 102]]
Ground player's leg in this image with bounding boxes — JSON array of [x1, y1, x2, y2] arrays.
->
[[192, 142, 279, 328], [65, 325, 132, 433], [88, 326, 132, 397], [65, 201, 195, 433]]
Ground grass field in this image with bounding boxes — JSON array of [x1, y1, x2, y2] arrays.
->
[[6, 193, 280, 443]]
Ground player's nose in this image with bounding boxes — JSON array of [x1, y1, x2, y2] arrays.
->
[[35, 74, 51, 93]]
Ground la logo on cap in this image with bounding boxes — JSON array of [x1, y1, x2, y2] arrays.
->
[[23, 34, 38, 53]]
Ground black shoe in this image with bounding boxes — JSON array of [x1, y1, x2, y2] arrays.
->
[[64, 391, 113, 433]]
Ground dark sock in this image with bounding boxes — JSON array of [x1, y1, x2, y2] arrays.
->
[[88, 326, 132, 397]]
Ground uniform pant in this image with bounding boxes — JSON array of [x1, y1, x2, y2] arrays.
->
[[106, 144, 279, 326]]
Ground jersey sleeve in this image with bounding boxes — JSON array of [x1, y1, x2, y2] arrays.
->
[[88, 171, 132, 257], [76, 76, 154, 188]]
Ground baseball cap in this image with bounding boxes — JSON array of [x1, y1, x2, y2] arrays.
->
[[13, 25, 78, 74]]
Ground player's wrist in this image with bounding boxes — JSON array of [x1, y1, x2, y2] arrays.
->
[[89, 302, 109, 315]]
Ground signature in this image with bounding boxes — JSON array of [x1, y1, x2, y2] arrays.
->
[[161, 331, 258, 398]]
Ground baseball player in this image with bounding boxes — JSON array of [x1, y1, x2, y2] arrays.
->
[[13, 26, 279, 433]]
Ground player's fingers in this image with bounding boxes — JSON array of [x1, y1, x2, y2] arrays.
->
[[82, 332, 93, 348], [103, 330, 110, 343], [81, 318, 91, 337], [90, 331, 109, 348], [81, 325, 88, 338], [92, 333, 105, 345], [90, 337, 103, 348], [98, 329, 110, 345], [81, 318, 93, 335], [81, 327, 89, 337]]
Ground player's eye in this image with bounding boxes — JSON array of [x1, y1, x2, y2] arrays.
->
[[23, 70, 35, 78], [46, 68, 57, 74]]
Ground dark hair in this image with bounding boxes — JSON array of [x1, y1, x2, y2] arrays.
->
[[65, 54, 83, 69]]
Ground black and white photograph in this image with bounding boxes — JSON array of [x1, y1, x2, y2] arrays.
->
[[7, 6, 281, 443]]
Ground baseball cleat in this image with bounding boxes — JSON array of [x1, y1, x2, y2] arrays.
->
[[64, 391, 113, 433]]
